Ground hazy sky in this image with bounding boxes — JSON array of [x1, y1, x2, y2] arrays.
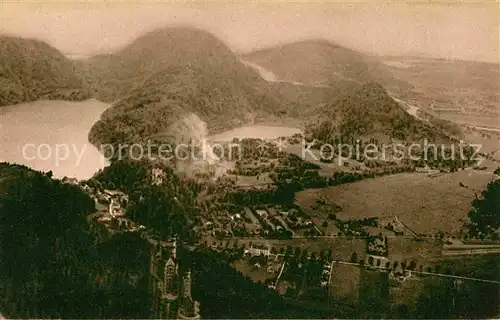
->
[[1, 1, 499, 62]]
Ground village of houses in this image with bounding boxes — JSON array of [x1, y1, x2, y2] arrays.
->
[[65, 172, 499, 310], [76, 182, 146, 233]]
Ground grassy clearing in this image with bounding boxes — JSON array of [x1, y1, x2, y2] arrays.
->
[[231, 172, 273, 186], [434, 254, 500, 279], [284, 144, 362, 176], [296, 170, 496, 234], [388, 275, 429, 314], [231, 260, 276, 283]]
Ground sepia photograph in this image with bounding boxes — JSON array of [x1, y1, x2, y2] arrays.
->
[[0, 1, 499, 319]]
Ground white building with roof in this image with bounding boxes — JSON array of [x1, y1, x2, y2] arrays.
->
[[245, 244, 271, 256]]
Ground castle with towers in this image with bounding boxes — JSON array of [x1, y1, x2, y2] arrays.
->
[[149, 237, 200, 319]]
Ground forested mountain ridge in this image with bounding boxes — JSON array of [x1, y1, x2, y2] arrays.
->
[[0, 36, 90, 106], [85, 27, 294, 150], [0, 162, 152, 318], [3, 28, 454, 151], [305, 82, 452, 143], [88, 62, 283, 148], [243, 39, 395, 86], [80, 27, 241, 103]]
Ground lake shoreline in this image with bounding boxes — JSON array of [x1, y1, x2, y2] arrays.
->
[[1, 99, 111, 180]]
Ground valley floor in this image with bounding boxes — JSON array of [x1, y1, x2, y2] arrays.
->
[[296, 169, 496, 234]]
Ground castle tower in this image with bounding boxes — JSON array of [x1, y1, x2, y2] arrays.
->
[[162, 239, 178, 300], [149, 238, 180, 319], [149, 237, 200, 319], [181, 271, 192, 299], [161, 238, 179, 319]]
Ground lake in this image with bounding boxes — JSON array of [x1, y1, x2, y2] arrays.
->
[[0, 99, 110, 180], [209, 125, 302, 142]]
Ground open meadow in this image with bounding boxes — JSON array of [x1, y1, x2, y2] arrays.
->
[[296, 170, 496, 234], [284, 144, 364, 176], [387, 237, 443, 265]]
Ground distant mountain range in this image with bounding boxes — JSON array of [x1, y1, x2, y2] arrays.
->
[[1, 27, 463, 149], [242, 39, 392, 86]]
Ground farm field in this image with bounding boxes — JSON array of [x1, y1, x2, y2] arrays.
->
[[387, 237, 443, 266], [328, 263, 361, 305], [384, 58, 500, 118], [296, 170, 496, 234], [463, 130, 500, 159], [438, 113, 500, 130]]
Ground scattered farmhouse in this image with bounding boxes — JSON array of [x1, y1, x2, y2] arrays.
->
[[245, 244, 271, 257]]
